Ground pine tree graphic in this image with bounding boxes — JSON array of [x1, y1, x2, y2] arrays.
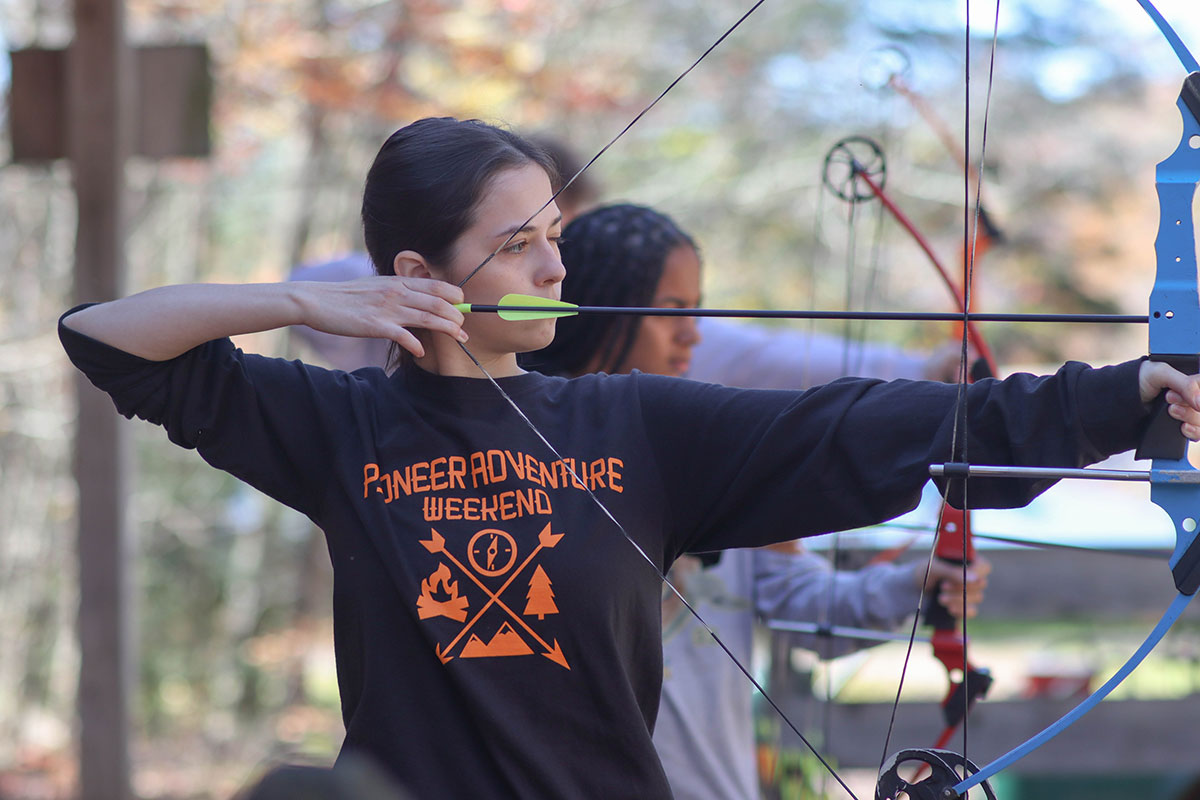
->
[[523, 565, 559, 620]]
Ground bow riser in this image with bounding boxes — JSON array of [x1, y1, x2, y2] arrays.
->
[[1150, 74, 1200, 594]]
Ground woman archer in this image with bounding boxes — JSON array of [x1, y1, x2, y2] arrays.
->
[[59, 117, 1200, 799]]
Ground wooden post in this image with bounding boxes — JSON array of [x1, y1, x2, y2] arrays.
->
[[9, 8, 208, 798], [68, 0, 134, 797]]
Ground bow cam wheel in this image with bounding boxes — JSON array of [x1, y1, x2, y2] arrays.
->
[[823, 135, 887, 203], [876, 748, 997, 800]]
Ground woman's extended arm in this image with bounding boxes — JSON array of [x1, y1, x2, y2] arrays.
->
[[646, 359, 1200, 556], [61, 277, 466, 361]]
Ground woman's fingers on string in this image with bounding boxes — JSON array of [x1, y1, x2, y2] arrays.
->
[[382, 278, 468, 343], [300, 277, 464, 343], [405, 276, 465, 306]]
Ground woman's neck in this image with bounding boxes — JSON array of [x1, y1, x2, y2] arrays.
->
[[414, 333, 524, 378]]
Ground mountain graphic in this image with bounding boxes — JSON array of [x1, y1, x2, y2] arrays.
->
[[460, 622, 535, 658]]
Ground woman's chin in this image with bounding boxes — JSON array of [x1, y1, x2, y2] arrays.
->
[[522, 321, 558, 352]]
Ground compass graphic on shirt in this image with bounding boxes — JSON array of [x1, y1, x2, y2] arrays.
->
[[417, 522, 569, 669], [468, 529, 516, 577]]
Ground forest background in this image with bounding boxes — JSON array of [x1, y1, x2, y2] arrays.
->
[[1, 0, 1198, 797]]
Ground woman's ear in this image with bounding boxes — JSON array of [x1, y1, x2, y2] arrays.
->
[[393, 250, 434, 280]]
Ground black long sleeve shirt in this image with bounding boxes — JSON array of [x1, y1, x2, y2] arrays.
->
[[60, 307, 1149, 798]]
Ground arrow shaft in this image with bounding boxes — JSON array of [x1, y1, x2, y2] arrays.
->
[[468, 305, 1146, 324]]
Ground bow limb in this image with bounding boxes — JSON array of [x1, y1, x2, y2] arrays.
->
[[1137, 0, 1200, 73]]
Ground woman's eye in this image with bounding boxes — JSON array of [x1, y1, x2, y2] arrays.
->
[[504, 241, 529, 255], [550, 236, 566, 249]]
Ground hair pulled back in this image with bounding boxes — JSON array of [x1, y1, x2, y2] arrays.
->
[[362, 118, 559, 276], [522, 203, 697, 376]]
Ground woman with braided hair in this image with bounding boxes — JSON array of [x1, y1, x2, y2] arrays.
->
[[524, 202, 991, 800], [520, 203, 703, 379], [58, 117, 1200, 798]]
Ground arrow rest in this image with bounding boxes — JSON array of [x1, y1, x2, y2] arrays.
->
[[876, 748, 997, 800]]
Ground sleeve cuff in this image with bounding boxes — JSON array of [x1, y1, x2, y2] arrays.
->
[[1075, 359, 1151, 456]]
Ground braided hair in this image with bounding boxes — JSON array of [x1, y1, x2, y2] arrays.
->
[[522, 204, 697, 376]]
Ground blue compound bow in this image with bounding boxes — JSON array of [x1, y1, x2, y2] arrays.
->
[[447, 2, 1200, 798], [877, 3, 1200, 797]]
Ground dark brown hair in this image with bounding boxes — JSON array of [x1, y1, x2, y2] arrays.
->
[[361, 118, 559, 367]]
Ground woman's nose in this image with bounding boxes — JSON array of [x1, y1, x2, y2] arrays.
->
[[538, 244, 567, 286], [677, 316, 700, 346]]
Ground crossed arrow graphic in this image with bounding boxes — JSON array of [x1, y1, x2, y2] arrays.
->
[[420, 522, 569, 669]]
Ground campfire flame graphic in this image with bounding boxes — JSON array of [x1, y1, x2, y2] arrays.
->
[[417, 563, 470, 621]]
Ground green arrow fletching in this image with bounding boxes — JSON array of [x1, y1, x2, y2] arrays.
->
[[496, 294, 578, 321], [456, 294, 580, 321]]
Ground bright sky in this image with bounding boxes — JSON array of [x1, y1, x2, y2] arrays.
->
[[1100, 0, 1200, 45]]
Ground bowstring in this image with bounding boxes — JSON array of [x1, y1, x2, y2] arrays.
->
[[457, 0, 768, 291], [452, 1, 862, 796], [954, 0, 1003, 770], [876, 0, 1003, 778]]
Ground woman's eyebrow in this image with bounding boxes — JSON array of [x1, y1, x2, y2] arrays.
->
[[656, 294, 698, 307], [492, 213, 563, 241]]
